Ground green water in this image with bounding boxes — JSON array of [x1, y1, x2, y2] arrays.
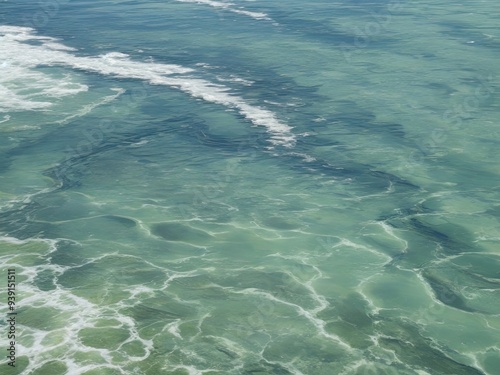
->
[[0, 0, 499, 374]]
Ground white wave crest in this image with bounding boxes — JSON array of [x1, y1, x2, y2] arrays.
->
[[176, 0, 271, 21], [0, 25, 295, 147]]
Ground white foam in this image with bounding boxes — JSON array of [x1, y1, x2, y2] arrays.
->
[[43, 41, 78, 51], [0, 53, 88, 113], [216, 74, 254, 86], [166, 320, 183, 339], [0, 25, 295, 147], [0, 242, 155, 375], [176, 0, 271, 21], [56, 88, 125, 124], [0, 235, 59, 249], [233, 285, 353, 351], [285, 152, 317, 162], [231, 8, 270, 20], [0, 77, 53, 112]]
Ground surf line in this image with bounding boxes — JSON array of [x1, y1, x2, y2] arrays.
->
[[0, 26, 296, 148], [6, 268, 17, 368]]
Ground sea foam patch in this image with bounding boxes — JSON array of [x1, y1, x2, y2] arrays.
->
[[176, 0, 271, 21], [0, 26, 294, 147], [0, 62, 88, 113], [0, 27, 87, 113]]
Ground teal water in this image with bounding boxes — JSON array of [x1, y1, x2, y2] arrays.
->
[[0, 1, 499, 374]]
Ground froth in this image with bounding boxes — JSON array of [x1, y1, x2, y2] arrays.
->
[[0, 25, 295, 147], [0, 30, 89, 113], [176, 0, 272, 21]]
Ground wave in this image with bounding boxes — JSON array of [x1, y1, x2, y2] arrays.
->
[[0, 25, 294, 147], [176, 0, 271, 21]]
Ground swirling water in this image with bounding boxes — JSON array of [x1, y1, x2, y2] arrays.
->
[[0, 1, 499, 374]]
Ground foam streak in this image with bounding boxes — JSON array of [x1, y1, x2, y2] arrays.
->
[[176, 0, 271, 21], [0, 26, 294, 146]]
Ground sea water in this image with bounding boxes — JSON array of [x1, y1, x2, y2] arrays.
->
[[0, 1, 499, 374]]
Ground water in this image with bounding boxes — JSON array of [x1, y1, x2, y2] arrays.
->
[[0, 1, 499, 374]]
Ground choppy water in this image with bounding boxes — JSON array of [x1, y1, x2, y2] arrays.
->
[[0, 1, 499, 374]]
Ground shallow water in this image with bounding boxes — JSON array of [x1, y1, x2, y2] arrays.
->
[[1, 1, 499, 374]]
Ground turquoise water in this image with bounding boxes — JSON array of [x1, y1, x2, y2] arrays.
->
[[0, 1, 499, 374]]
